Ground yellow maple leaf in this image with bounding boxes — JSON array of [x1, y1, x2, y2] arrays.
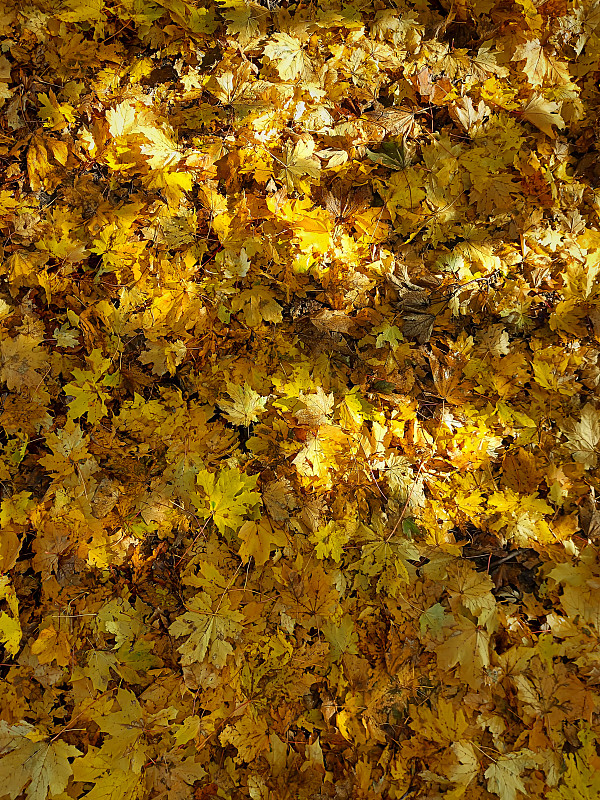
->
[[512, 39, 571, 87], [219, 382, 268, 427], [411, 697, 469, 745], [0, 723, 81, 800], [548, 299, 588, 337], [0, 335, 48, 392], [37, 90, 76, 131], [446, 561, 497, 630], [263, 32, 311, 81], [237, 519, 287, 566], [277, 137, 320, 192], [220, 714, 270, 763], [548, 727, 600, 799], [0, 576, 21, 656], [169, 591, 244, 668], [290, 204, 333, 254], [561, 403, 600, 469], [31, 625, 71, 667], [295, 387, 335, 427], [139, 338, 187, 376], [436, 617, 490, 688], [105, 100, 137, 137], [485, 749, 536, 800], [231, 286, 283, 327], [0, 55, 13, 108], [520, 93, 565, 137], [194, 467, 261, 534], [488, 490, 554, 545], [447, 740, 480, 795], [106, 100, 182, 169], [26, 135, 53, 191]]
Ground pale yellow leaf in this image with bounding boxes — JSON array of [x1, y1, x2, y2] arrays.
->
[[520, 94, 565, 137], [219, 382, 268, 427]]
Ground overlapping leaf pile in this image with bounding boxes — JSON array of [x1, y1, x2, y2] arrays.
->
[[2, 0, 600, 797]]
